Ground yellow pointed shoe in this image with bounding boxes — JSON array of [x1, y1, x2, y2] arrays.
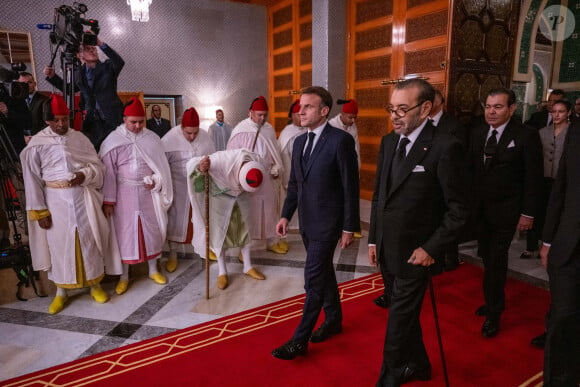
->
[[90, 286, 109, 304], [149, 272, 167, 285], [278, 240, 289, 253], [208, 250, 218, 261], [267, 243, 287, 255], [217, 274, 229, 290], [48, 295, 68, 315], [115, 280, 129, 295], [245, 267, 265, 280], [354, 232, 363, 239], [166, 256, 178, 273]]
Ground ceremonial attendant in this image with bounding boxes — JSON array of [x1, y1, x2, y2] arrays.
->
[[21, 94, 121, 314], [227, 96, 286, 254], [161, 107, 215, 272], [100, 97, 173, 295], [187, 149, 266, 290]]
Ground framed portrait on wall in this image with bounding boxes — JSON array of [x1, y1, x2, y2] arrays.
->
[[144, 97, 177, 127]]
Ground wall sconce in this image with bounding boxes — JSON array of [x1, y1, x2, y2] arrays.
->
[[127, 0, 152, 22]]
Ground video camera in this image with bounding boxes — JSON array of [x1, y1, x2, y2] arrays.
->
[[50, 2, 100, 54], [0, 63, 28, 102]]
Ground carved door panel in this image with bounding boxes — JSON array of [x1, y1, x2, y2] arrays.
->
[[347, 0, 451, 200], [447, 0, 520, 124], [268, 0, 312, 134]]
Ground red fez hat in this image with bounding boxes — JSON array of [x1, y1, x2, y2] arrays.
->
[[239, 161, 265, 192], [338, 99, 358, 115], [124, 97, 146, 117], [182, 107, 200, 127], [43, 94, 69, 121], [291, 99, 301, 113], [250, 96, 269, 111]]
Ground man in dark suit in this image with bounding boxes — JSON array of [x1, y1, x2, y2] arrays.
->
[[369, 78, 469, 386], [540, 120, 580, 386], [44, 35, 125, 149], [525, 89, 566, 130], [271, 86, 360, 360], [147, 104, 172, 137], [18, 72, 49, 138], [467, 88, 543, 338], [429, 89, 468, 271]]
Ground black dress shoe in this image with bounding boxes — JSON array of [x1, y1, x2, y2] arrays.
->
[[271, 339, 307, 360], [310, 322, 342, 343], [373, 294, 391, 309], [401, 365, 432, 384], [481, 318, 500, 338], [531, 332, 546, 349], [475, 305, 487, 316]]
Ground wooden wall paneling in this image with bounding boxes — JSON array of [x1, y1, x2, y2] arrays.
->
[[267, 0, 311, 135], [347, 0, 451, 200]]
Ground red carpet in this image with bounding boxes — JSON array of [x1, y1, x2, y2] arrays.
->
[[2, 264, 548, 386]]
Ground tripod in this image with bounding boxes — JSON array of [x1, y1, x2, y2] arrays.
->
[[0, 122, 46, 301]]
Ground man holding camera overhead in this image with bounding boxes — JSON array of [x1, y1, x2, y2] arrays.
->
[[43, 32, 124, 150]]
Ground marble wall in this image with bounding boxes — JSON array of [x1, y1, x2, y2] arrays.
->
[[0, 0, 268, 125]]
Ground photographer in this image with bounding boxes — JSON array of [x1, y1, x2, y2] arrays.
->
[[19, 72, 50, 139], [43, 33, 124, 150]]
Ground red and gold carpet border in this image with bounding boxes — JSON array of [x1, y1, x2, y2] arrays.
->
[[4, 274, 385, 387]]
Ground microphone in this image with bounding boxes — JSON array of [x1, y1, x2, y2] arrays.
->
[[36, 24, 54, 30]]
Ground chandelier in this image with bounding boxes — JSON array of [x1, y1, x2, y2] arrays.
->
[[127, 0, 152, 22]]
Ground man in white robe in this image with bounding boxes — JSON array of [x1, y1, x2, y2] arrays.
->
[[21, 94, 121, 314], [278, 99, 305, 231], [328, 99, 361, 169], [208, 109, 233, 151], [100, 98, 173, 295], [187, 149, 266, 289], [161, 107, 215, 272], [226, 96, 286, 254]]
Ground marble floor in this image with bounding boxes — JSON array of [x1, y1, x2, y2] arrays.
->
[[0, 200, 548, 382]]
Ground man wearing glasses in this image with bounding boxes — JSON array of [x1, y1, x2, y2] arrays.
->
[[370, 78, 469, 386], [467, 88, 543, 338]]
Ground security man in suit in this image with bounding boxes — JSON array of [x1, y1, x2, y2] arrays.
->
[[18, 72, 49, 138], [540, 119, 580, 386], [272, 86, 360, 360], [370, 78, 469, 386], [467, 88, 543, 338]]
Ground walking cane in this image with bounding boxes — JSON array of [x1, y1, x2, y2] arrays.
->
[[428, 274, 450, 387], [205, 172, 210, 299]]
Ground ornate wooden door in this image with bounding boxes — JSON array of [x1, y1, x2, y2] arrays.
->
[[347, 0, 452, 200], [268, 0, 312, 134]]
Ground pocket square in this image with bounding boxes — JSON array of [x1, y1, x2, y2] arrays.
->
[[507, 140, 515, 148], [412, 165, 425, 172]]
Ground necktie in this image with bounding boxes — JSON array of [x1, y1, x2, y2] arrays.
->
[[302, 132, 316, 166], [26, 96, 32, 107], [484, 129, 498, 170], [388, 137, 410, 193]]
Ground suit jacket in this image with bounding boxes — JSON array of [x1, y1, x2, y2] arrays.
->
[[28, 92, 50, 135], [542, 121, 580, 267], [47, 44, 124, 127], [438, 112, 467, 149], [281, 123, 360, 242], [525, 109, 550, 130], [368, 122, 469, 277], [467, 117, 543, 225], [147, 118, 172, 138]]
